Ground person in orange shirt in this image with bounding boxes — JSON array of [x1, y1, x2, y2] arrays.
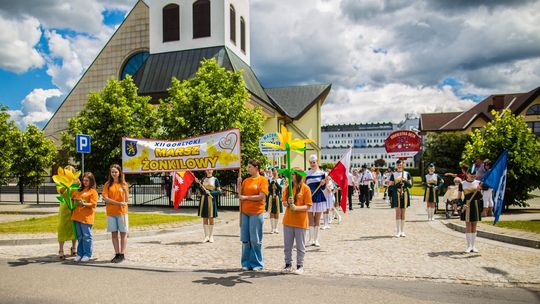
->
[[102, 164, 129, 263], [71, 172, 98, 262], [281, 170, 312, 275], [237, 159, 268, 271]]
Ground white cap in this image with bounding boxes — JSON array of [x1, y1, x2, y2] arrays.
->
[[309, 154, 318, 162]]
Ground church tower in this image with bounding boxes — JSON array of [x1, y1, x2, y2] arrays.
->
[[149, 0, 250, 65]]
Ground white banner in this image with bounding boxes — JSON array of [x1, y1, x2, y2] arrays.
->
[[259, 132, 286, 157], [122, 129, 241, 174]]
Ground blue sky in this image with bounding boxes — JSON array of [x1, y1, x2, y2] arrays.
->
[[1, 0, 539, 129]]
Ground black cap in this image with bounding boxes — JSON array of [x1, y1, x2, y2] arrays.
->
[[428, 163, 435, 168], [396, 160, 402, 164]]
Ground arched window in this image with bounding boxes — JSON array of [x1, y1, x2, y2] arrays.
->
[[229, 5, 236, 44], [163, 4, 180, 42], [526, 104, 540, 115], [240, 16, 246, 53], [193, 0, 211, 38], [120, 51, 149, 80]]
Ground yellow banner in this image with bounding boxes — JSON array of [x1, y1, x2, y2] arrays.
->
[[122, 129, 241, 174]]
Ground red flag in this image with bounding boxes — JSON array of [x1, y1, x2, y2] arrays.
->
[[329, 148, 352, 213], [172, 171, 195, 209]]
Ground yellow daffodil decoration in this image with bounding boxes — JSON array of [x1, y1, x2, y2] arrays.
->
[[53, 166, 81, 211], [263, 125, 314, 199]]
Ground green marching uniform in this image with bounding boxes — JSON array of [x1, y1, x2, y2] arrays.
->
[[390, 171, 412, 208], [459, 180, 483, 222], [266, 178, 283, 214], [198, 176, 220, 218], [423, 173, 443, 204]]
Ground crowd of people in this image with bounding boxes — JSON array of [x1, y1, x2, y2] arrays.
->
[[55, 154, 494, 270]]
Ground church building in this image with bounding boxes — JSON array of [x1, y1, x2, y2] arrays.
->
[[43, 0, 331, 168]]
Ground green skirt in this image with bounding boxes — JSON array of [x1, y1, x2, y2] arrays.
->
[[461, 199, 483, 222], [423, 186, 439, 204], [198, 194, 218, 218], [265, 194, 283, 214], [391, 188, 411, 209], [57, 203, 76, 242]]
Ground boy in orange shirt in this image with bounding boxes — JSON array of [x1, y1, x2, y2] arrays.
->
[[72, 172, 98, 262], [282, 171, 312, 275]]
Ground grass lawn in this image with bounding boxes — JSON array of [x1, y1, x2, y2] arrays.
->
[[0, 212, 198, 234], [483, 220, 540, 234], [409, 176, 424, 196]]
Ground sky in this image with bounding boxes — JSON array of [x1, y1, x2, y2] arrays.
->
[[1, 0, 539, 129]]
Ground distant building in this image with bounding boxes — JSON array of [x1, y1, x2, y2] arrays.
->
[[320, 116, 419, 169], [420, 86, 540, 136], [43, 0, 331, 169]]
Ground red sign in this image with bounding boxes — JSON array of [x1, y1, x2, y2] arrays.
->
[[384, 130, 421, 159]]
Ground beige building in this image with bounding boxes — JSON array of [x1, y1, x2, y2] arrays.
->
[[420, 86, 540, 136], [43, 0, 330, 169]]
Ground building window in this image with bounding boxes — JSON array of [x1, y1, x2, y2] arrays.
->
[[527, 121, 540, 136], [193, 0, 211, 38], [526, 104, 540, 115], [163, 4, 180, 42], [229, 5, 236, 44], [240, 16, 246, 53], [120, 51, 150, 80]]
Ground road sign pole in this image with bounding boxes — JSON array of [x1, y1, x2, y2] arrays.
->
[[82, 153, 85, 174]]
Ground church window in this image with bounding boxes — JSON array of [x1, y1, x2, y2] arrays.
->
[[240, 16, 246, 53], [193, 0, 211, 38], [120, 51, 149, 80], [163, 4, 180, 42], [230, 5, 236, 44]]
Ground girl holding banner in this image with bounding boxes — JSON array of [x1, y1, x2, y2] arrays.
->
[[389, 160, 413, 237], [238, 159, 268, 271], [458, 167, 483, 253], [197, 170, 221, 243]]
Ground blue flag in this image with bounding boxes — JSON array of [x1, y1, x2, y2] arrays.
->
[[482, 150, 508, 225]]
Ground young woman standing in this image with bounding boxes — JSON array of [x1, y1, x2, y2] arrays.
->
[[238, 159, 268, 271], [305, 155, 327, 247], [281, 171, 312, 275], [266, 167, 283, 234], [102, 164, 129, 263], [423, 164, 443, 221], [71, 172, 98, 262], [197, 170, 221, 243], [458, 167, 484, 253], [390, 160, 412, 237]]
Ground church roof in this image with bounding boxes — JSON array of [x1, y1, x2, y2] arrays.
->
[[265, 84, 331, 119], [133, 46, 331, 119]]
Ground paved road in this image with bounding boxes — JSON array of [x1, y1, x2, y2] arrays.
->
[[0, 196, 539, 294], [1, 260, 538, 304]]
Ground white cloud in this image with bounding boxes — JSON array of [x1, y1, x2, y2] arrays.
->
[[8, 88, 63, 129], [321, 84, 476, 125], [0, 15, 44, 73]]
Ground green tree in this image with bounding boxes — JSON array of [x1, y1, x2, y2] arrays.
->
[[11, 125, 57, 188], [0, 105, 17, 183], [61, 76, 162, 184], [160, 58, 265, 184], [423, 132, 470, 174], [462, 109, 540, 208]]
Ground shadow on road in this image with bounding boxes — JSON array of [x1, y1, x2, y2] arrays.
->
[[165, 241, 201, 246], [192, 269, 281, 287], [7, 255, 64, 267], [427, 251, 480, 259], [342, 235, 394, 241]]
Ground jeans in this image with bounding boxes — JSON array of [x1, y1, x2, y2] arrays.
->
[[240, 213, 264, 270], [74, 221, 93, 258]]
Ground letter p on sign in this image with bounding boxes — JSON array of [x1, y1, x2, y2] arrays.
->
[[76, 134, 91, 153]]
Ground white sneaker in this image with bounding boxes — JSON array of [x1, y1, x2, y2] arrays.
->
[[203, 236, 210, 243], [465, 246, 473, 253], [282, 265, 292, 273], [74, 256, 82, 262], [80, 256, 90, 262], [209, 236, 214, 243], [294, 266, 304, 275], [320, 226, 327, 230], [471, 247, 479, 253], [274, 229, 279, 234], [314, 240, 321, 247], [400, 232, 406, 237], [395, 233, 401, 238], [324, 225, 331, 230]]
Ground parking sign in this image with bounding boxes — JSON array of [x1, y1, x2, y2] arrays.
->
[[76, 134, 91, 153]]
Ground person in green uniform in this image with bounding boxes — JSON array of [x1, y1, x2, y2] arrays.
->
[[266, 167, 283, 234], [423, 163, 444, 221], [458, 166, 483, 253], [389, 160, 413, 237], [197, 170, 221, 243]]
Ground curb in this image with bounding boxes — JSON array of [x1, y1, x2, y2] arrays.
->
[[0, 220, 227, 246], [443, 221, 540, 249]]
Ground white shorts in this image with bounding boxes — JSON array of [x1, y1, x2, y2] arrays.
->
[[483, 189, 494, 208], [107, 215, 129, 233]]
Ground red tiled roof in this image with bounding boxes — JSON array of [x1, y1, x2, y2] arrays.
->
[[420, 112, 461, 131]]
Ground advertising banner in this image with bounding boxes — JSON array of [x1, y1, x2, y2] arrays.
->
[[384, 130, 421, 159], [259, 132, 286, 157], [122, 129, 241, 174]]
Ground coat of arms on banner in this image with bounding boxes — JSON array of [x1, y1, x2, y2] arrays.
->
[[125, 140, 138, 157]]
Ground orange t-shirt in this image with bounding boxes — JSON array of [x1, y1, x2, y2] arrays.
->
[[71, 188, 98, 224], [240, 176, 268, 215], [282, 183, 313, 229], [102, 182, 129, 216]]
